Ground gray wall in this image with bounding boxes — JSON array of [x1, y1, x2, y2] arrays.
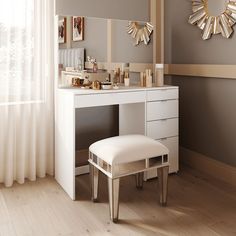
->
[[165, 0, 236, 167], [56, 0, 150, 22]]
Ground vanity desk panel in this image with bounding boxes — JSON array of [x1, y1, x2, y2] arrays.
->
[[55, 86, 179, 200]]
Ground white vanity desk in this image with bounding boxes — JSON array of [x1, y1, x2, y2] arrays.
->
[[55, 86, 179, 200]]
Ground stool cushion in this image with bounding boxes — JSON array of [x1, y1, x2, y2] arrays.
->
[[89, 135, 169, 165]]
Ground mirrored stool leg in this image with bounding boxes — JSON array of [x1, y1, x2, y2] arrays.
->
[[157, 166, 169, 206], [90, 164, 99, 202], [135, 172, 144, 189], [108, 178, 120, 223]]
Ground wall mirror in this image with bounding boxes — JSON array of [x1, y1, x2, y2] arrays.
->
[[57, 16, 153, 88], [189, 0, 236, 40]]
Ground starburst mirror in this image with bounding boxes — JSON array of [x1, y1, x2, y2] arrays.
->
[[189, 0, 236, 40], [127, 21, 153, 46]]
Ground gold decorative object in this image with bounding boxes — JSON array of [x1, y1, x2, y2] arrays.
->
[[127, 22, 153, 46], [189, 0, 236, 40], [92, 80, 101, 90]]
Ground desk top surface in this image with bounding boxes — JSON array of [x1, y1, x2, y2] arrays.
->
[[58, 85, 178, 95]]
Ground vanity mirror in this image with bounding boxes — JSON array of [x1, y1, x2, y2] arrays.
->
[[189, 0, 236, 40], [57, 16, 153, 88]]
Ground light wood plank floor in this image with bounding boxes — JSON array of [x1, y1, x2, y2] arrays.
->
[[0, 166, 236, 236]]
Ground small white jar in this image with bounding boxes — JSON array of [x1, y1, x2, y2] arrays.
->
[[155, 64, 164, 87], [124, 78, 130, 87], [146, 76, 152, 88]]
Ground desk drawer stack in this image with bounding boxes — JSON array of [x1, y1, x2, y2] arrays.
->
[[145, 88, 179, 179]]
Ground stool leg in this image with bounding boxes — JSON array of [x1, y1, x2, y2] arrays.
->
[[157, 166, 169, 206], [108, 178, 120, 223], [135, 172, 143, 189], [90, 164, 99, 202]]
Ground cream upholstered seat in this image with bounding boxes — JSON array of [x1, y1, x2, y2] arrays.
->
[[89, 135, 169, 165], [88, 135, 169, 223]]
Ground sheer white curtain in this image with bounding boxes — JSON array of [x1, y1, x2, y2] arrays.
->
[[0, 0, 54, 186]]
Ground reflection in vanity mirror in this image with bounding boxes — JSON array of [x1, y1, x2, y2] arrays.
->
[[58, 16, 153, 88]]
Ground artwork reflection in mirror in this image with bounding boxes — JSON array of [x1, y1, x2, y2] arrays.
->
[[72, 16, 84, 41], [58, 17, 66, 44]]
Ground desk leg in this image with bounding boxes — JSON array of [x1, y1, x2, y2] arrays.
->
[[157, 166, 169, 206], [55, 91, 76, 200]]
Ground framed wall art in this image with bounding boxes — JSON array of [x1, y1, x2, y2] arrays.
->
[[58, 17, 66, 44], [72, 16, 84, 41]]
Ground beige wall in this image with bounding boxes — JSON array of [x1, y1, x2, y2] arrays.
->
[[164, 0, 236, 167]]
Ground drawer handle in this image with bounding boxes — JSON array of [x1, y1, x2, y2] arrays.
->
[[161, 119, 168, 122], [160, 138, 168, 141]]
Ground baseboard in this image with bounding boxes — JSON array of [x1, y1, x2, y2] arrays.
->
[[180, 147, 236, 187]]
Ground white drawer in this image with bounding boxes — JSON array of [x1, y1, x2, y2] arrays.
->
[[147, 100, 178, 121], [146, 118, 178, 140], [145, 136, 179, 179], [147, 89, 178, 101], [75, 91, 146, 108]]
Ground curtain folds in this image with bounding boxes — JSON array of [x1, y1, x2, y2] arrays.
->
[[0, 0, 54, 187]]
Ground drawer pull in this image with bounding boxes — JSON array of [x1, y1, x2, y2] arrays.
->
[[160, 138, 168, 141]]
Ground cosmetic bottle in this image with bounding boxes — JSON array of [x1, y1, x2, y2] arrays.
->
[[155, 64, 164, 86], [145, 69, 152, 87]]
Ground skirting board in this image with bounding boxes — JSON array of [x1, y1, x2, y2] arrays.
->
[[180, 147, 236, 187]]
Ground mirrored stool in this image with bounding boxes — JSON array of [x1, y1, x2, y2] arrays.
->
[[88, 135, 169, 223]]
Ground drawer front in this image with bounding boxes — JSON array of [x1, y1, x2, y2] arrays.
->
[[75, 91, 146, 108], [145, 136, 179, 179], [146, 118, 178, 140], [147, 89, 178, 101], [147, 100, 178, 121]]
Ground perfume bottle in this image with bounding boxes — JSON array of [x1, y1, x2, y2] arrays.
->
[[145, 69, 152, 87], [77, 57, 83, 71]]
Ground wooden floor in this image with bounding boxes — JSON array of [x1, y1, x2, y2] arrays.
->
[[0, 166, 236, 236]]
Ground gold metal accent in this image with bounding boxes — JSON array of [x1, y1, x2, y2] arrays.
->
[[189, 0, 236, 40], [71, 77, 81, 87], [92, 80, 101, 90], [127, 22, 154, 46]]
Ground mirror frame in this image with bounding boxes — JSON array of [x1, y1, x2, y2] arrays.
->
[[189, 0, 236, 40]]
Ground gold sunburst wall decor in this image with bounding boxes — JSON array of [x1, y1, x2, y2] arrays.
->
[[127, 21, 154, 46], [189, 0, 236, 40]]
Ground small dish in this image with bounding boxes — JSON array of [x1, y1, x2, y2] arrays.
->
[[101, 82, 112, 90]]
